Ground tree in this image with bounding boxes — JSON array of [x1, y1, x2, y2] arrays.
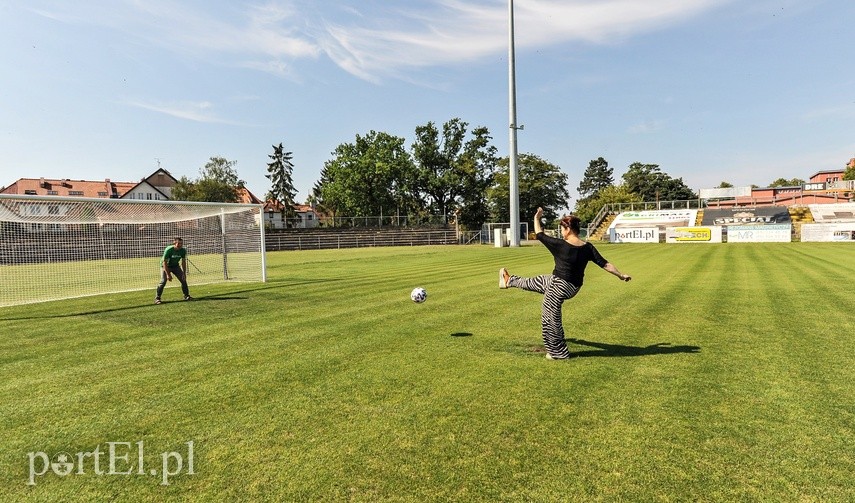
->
[[844, 166, 855, 181], [171, 175, 197, 201], [171, 157, 244, 202], [411, 118, 497, 226], [451, 125, 498, 229], [717, 181, 734, 188], [266, 142, 298, 224], [768, 177, 805, 187], [574, 184, 643, 224], [314, 131, 418, 219], [577, 157, 613, 199], [489, 153, 570, 225], [621, 162, 697, 201]]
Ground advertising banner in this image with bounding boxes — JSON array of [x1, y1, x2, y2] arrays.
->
[[808, 203, 855, 223], [800, 223, 855, 242], [726, 224, 792, 243], [610, 227, 659, 243], [609, 210, 698, 229], [702, 206, 791, 226], [665, 226, 723, 243], [699, 186, 753, 199]]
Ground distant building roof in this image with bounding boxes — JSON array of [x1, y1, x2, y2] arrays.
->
[[263, 200, 316, 213], [237, 187, 262, 204], [808, 169, 845, 179], [0, 178, 135, 198]]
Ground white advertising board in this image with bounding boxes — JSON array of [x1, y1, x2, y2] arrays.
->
[[800, 223, 855, 242], [610, 227, 659, 243], [699, 186, 752, 199], [665, 226, 723, 243], [808, 203, 855, 223], [726, 224, 791, 243], [609, 210, 698, 229]]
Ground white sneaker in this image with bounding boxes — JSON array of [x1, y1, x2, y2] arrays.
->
[[499, 268, 509, 289], [545, 353, 570, 360]]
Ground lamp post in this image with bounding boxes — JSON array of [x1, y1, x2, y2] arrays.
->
[[508, 0, 521, 247]]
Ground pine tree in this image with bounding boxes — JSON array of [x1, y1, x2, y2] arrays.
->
[[266, 143, 298, 225]]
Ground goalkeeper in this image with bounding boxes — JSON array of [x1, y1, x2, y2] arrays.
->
[[155, 237, 193, 304]]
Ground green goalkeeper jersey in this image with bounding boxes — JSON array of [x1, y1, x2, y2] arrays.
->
[[162, 245, 187, 268]]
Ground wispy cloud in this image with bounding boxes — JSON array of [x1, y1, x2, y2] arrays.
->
[[801, 103, 855, 121], [126, 99, 248, 125], [316, 0, 735, 80], [628, 120, 666, 134], [28, 0, 734, 83]]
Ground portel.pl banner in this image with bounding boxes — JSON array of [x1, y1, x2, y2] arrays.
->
[[610, 227, 659, 243]]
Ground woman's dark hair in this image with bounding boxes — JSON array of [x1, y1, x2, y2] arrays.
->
[[559, 215, 581, 235]]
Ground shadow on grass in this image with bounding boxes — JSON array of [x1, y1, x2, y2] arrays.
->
[[450, 332, 473, 337], [0, 278, 340, 320], [566, 338, 701, 358]]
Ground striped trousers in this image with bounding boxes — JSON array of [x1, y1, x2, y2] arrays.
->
[[508, 274, 579, 359]]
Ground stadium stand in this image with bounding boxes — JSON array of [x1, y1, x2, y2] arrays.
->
[[590, 213, 617, 241], [265, 226, 459, 251], [787, 206, 815, 241], [701, 206, 791, 226]]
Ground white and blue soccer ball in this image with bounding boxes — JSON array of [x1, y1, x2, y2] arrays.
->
[[410, 287, 427, 304]]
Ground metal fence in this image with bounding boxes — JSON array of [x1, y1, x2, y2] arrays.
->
[[268, 214, 452, 230], [265, 226, 471, 251]]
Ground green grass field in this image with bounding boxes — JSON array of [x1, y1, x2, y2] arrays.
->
[[1, 243, 853, 501]]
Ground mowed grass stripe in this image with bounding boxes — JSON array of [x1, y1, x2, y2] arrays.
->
[[0, 243, 853, 501]]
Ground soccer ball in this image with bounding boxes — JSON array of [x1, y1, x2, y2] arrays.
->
[[410, 287, 427, 303]]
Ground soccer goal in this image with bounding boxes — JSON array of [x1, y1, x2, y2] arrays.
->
[[0, 195, 266, 307]]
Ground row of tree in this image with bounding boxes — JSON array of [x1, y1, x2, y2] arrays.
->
[[308, 118, 575, 228], [572, 157, 697, 223], [173, 121, 855, 229]]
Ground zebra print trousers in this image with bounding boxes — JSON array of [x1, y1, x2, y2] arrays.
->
[[508, 274, 579, 359]]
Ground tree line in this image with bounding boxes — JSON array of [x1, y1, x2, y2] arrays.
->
[[174, 118, 571, 230], [173, 121, 854, 229]]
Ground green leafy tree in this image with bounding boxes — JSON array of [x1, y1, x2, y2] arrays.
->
[[489, 153, 570, 225], [315, 131, 418, 218], [768, 177, 805, 187], [717, 181, 734, 188], [411, 118, 497, 226], [451, 126, 498, 229], [844, 166, 855, 181], [171, 157, 244, 202], [621, 162, 697, 201], [577, 157, 613, 199], [266, 142, 298, 224], [171, 175, 197, 201], [574, 184, 643, 224]]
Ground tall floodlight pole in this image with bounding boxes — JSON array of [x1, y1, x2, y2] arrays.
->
[[508, 0, 521, 247]]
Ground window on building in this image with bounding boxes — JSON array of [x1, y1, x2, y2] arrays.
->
[[147, 193, 153, 200], [47, 190, 58, 195], [24, 190, 37, 195], [307, 213, 314, 220], [98, 191, 108, 197], [69, 190, 84, 196]]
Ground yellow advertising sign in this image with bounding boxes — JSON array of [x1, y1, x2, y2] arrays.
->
[[673, 227, 711, 241]]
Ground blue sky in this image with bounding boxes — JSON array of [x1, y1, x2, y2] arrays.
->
[[1, 0, 853, 207]]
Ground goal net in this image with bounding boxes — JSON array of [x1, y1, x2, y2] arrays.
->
[[0, 195, 266, 307]]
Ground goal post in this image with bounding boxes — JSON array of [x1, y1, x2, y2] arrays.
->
[[0, 195, 266, 307]]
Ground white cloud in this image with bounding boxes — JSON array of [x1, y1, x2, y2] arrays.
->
[[316, 0, 735, 80], [801, 103, 855, 121], [628, 120, 666, 134], [126, 99, 247, 125], [26, 0, 734, 82]]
